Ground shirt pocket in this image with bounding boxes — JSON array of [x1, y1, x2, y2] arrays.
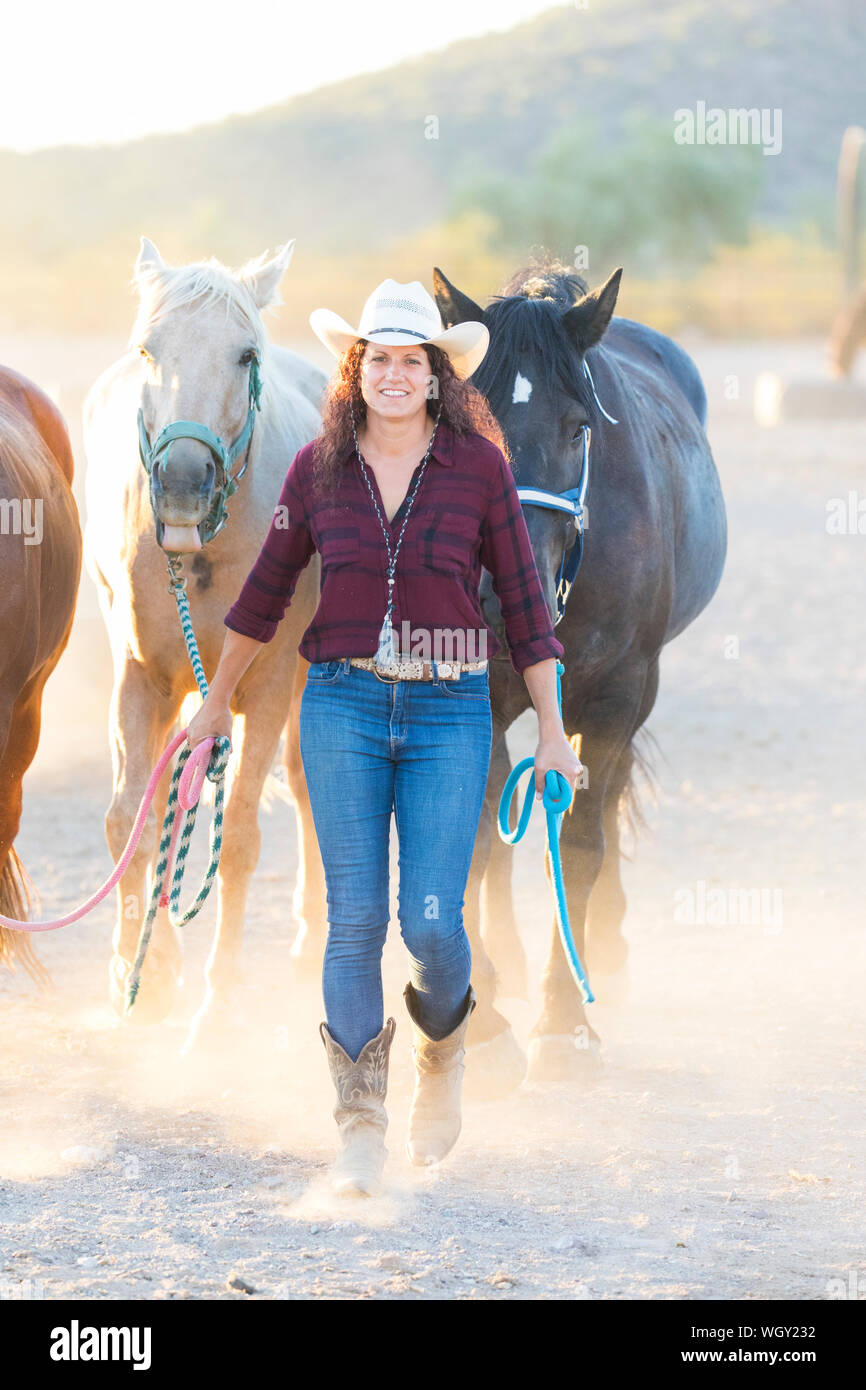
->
[[416, 506, 480, 577], [317, 513, 361, 570]]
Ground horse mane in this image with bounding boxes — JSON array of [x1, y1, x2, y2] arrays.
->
[[0, 394, 59, 501], [129, 252, 292, 424], [497, 252, 589, 305], [129, 252, 276, 346], [473, 251, 596, 420]]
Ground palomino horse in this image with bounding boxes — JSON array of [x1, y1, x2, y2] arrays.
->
[[0, 368, 82, 982], [433, 258, 727, 1087], [83, 238, 327, 1048]]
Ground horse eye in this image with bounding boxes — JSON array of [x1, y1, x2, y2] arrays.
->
[[239, 348, 257, 366], [138, 345, 153, 362], [571, 424, 587, 443]]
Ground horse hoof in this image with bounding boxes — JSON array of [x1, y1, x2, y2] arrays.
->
[[590, 965, 630, 1007], [181, 992, 248, 1058], [109, 953, 179, 1025], [526, 1033, 602, 1086], [464, 1027, 527, 1101]]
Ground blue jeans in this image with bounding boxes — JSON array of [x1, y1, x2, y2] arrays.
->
[[299, 658, 493, 1061]]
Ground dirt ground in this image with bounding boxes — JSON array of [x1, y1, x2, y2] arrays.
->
[[0, 334, 864, 1302]]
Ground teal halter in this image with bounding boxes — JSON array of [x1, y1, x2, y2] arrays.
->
[[137, 354, 263, 547]]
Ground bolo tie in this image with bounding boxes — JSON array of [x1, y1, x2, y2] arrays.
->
[[351, 407, 442, 672]]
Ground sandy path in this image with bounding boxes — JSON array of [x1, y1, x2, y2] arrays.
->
[[0, 338, 864, 1301]]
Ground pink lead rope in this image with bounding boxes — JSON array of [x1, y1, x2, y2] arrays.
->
[[0, 731, 214, 933]]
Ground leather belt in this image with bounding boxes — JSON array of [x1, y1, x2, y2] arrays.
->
[[346, 656, 488, 682]]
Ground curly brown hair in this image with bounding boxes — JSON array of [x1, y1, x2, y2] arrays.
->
[[309, 340, 508, 497]]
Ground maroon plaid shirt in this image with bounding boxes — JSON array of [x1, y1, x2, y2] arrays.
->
[[223, 420, 564, 674]]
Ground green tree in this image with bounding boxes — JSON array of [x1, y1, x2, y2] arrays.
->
[[450, 113, 765, 275]]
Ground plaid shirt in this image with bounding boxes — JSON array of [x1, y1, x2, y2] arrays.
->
[[223, 420, 564, 674]]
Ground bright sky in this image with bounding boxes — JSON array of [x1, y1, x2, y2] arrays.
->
[[0, 0, 558, 151]]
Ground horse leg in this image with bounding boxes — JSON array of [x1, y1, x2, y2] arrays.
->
[[527, 682, 645, 1084], [182, 662, 292, 1052], [587, 660, 659, 1003], [585, 746, 633, 1005], [462, 718, 527, 1098], [479, 733, 529, 1000], [284, 656, 327, 976], [106, 655, 183, 1023], [0, 674, 54, 985]]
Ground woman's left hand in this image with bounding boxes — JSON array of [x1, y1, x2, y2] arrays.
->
[[534, 732, 584, 801]]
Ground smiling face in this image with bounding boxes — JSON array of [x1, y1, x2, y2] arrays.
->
[[359, 341, 432, 424]]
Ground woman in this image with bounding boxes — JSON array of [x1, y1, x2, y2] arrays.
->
[[186, 278, 582, 1197]]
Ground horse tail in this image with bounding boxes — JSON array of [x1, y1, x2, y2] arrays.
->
[[0, 847, 52, 989], [617, 726, 663, 861]]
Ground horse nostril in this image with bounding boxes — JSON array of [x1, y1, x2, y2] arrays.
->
[[196, 458, 215, 493]]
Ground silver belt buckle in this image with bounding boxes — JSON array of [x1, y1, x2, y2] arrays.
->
[[374, 660, 403, 683], [397, 657, 427, 681], [436, 660, 458, 680]]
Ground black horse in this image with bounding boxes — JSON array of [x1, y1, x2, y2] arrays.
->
[[433, 257, 727, 1088]]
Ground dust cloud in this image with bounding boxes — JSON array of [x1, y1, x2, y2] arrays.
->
[[1, 335, 864, 1299]]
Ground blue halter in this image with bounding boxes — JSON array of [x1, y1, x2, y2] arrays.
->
[[514, 359, 618, 625], [137, 354, 263, 548]]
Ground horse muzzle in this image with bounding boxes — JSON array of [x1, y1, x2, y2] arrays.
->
[[151, 475, 214, 553], [156, 520, 203, 553]]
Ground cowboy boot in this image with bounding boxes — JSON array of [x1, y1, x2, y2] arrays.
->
[[404, 983, 476, 1166], [319, 1016, 396, 1196]]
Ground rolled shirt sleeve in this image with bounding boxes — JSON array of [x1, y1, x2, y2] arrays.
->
[[479, 447, 565, 674], [223, 449, 315, 643]]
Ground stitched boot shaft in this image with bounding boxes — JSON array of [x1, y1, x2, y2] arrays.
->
[[319, 1016, 395, 1196], [404, 984, 476, 1167]]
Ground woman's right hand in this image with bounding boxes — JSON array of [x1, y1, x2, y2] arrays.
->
[[185, 695, 233, 751]]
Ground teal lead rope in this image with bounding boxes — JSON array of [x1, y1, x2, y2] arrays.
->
[[496, 659, 594, 1004], [124, 556, 232, 1013]]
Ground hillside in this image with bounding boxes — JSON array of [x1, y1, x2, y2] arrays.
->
[[0, 0, 862, 334]]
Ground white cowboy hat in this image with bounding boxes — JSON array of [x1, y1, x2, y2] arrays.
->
[[309, 278, 489, 380]]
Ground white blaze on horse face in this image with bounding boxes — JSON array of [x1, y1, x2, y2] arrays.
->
[[512, 371, 533, 404]]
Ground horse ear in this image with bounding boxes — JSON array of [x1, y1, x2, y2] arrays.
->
[[562, 267, 623, 353], [433, 267, 485, 327], [240, 240, 296, 309], [134, 237, 165, 282]]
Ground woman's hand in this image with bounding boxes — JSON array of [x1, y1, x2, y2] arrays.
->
[[522, 660, 583, 802], [185, 694, 233, 752], [534, 731, 584, 802]]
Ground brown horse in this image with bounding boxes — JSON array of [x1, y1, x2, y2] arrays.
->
[[0, 367, 82, 983]]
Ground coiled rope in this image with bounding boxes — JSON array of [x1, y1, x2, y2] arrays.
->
[[0, 553, 231, 1016], [496, 659, 594, 1004]]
